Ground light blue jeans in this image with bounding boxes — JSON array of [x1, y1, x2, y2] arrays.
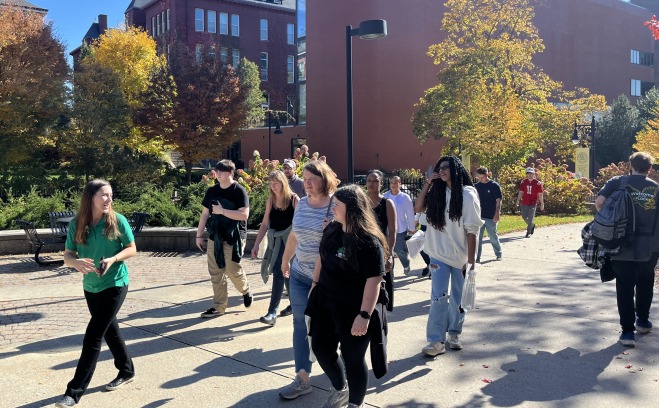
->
[[426, 258, 466, 342], [477, 218, 502, 260], [394, 231, 410, 269], [290, 268, 313, 374]]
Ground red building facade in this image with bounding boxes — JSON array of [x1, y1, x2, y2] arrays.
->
[[125, 0, 297, 113]]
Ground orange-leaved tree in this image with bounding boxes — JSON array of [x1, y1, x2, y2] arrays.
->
[[167, 43, 248, 183]]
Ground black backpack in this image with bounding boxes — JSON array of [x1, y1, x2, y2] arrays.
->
[[591, 176, 635, 249]]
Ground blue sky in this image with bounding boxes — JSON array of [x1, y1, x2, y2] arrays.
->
[[36, 1, 127, 63]]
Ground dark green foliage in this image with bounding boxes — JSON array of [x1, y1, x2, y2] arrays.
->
[[595, 95, 640, 168], [636, 87, 659, 124], [247, 184, 269, 229], [0, 188, 69, 229]]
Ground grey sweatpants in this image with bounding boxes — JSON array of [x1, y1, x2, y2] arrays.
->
[[519, 204, 537, 235]]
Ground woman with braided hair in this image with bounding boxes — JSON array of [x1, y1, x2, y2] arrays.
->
[[415, 156, 483, 356]]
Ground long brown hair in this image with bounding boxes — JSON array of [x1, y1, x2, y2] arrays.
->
[[74, 179, 120, 245], [268, 170, 294, 210], [333, 185, 389, 258]]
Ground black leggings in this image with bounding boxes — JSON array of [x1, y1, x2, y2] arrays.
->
[[311, 304, 371, 405], [66, 285, 134, 403]]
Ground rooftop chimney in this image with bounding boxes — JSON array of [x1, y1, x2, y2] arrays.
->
[[98, 14, 108, 35]]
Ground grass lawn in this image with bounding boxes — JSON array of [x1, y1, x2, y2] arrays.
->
[[495, 214, 593, 235]]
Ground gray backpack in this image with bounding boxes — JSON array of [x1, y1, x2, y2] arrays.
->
[[591, 176, 635, 249]]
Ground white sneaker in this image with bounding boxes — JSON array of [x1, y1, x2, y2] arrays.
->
[[403, 266, 411, 275], [422, 341, 445, 356], [447, 333, 463, 350]]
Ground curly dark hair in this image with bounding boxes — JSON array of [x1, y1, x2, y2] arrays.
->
[[425, 156, 473, 231]]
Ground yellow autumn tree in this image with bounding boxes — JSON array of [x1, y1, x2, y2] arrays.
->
[[634, 106, 659, 161], [412, 0, 606, 173], [82, 26, 172, 155]]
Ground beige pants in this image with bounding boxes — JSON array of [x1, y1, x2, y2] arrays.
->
[[207, 239, 249, 313]]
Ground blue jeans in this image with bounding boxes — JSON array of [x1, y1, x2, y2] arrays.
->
[[267, 245, 289, 315], [426, 259, 466, 342], [477, 218, 502, 260], [290, 268, 313, 374], [394, 231, 410, 269]]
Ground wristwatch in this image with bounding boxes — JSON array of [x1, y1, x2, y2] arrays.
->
[[359, 310, 371, 320]]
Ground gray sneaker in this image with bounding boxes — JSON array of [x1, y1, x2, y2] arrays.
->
[[422, 341, 445, 356], [279, 375, 312, 400], [321, 385, 349, 408]]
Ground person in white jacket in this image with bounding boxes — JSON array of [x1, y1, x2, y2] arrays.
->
[[415, 156, 483, 356]]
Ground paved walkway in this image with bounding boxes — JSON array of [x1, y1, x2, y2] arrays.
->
[[1, 224, 658, 407]]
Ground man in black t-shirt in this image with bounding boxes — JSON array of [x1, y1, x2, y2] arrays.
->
[[195, 160, 252, 318], [474, 167, 503, 263], [595, 152, 659, 348]]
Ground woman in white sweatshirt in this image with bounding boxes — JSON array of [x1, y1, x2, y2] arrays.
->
[[415, 156, 483, 357]]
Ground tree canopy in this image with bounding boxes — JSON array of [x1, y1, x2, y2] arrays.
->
[[412, 0, 605, 173]]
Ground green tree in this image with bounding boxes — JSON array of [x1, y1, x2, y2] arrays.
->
[[61, 62, 130, 181], [237, 57, 264, 127], [595, 95, 640, 167], [635, 86, 659, 124], [633, 106, 659, 161]]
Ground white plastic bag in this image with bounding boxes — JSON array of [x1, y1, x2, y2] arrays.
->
[[257, 234, 268, 258], [406, 230, 425, 259], [461, 266, 476, 311]]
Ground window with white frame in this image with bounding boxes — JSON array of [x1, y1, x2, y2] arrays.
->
[[220, 47, 228, 64], [260, 19, 268, 41], [219, 13, 228, 35], [195, 8, 204, 32], [231, 14, 239, 36], [631, 79, 641, 96], [287, 23, 295, 45], [232, 49, 240, 67], [260, 52, 268, 81], [287, 55, 294, 83], [196, 44, 204, 64], [208, 10, 216, 33]]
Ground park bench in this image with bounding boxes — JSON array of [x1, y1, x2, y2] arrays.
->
[[129, 212, 150, 234], [47, 211, 75, 243], [14, 219, 65, 267]]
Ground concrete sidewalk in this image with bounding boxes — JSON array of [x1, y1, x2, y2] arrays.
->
[[1, 223, 658, 407]]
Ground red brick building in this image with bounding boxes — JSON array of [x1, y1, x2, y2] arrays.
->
[[125, 0, 297, 114], [243, 0, 655, 179]]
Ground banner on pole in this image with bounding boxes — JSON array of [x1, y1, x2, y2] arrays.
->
[[574, 148, 590, 179]]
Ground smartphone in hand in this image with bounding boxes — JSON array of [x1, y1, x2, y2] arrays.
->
[[98, 257, 107, 276]]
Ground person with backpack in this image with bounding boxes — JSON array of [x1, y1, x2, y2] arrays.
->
[[595, 152, 659, 347]]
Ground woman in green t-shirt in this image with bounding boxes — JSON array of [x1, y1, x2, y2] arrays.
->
[[55, 179, 137, 408]]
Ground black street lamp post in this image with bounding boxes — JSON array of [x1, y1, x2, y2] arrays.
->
[[572, 116, 597, 180], [268, 110, 283, 160], [346, 19, 387, 183]]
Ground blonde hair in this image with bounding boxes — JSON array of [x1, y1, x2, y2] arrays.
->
[[74, 179, 120, 245], [268, 170, 294, 210]]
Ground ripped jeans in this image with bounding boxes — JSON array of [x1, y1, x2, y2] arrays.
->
[[426, 258, 466, 342]]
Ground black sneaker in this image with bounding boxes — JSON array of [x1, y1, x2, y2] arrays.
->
[[421, 267, 430, 277], [243, 291, 253, 308], [106, 374, 135, 391], [55, 395, 76, 407], [280, 305, 293, 317], [531, 224, 535, 235], [200, 307, 221, 318]]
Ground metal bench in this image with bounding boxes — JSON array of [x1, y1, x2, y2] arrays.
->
[[14, 219, 65, 267], [47, 211, 75, 243], [129, 212, 150, 234]]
